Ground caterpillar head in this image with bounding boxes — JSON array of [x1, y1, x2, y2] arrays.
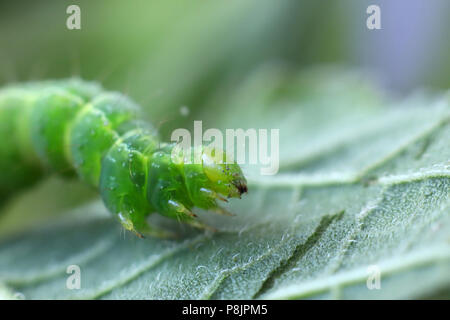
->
[[142, 144, 248, 232], [202, 161, 247, 199], [200, 146, 248, 199], [175, 145, 248, 218]]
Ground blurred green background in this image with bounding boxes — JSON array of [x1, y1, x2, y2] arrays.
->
[[1, 0, 449, 119], [0, 0, 449, 237]]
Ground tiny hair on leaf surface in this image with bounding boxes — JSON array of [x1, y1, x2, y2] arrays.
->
[[0, 69, 449, 300]]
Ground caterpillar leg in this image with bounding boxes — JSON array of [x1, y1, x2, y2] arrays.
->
[[160, 198, 217, 232], [137, 223, 178, 239], [167, 199, 197, 218], [148, 189, 218, 233], [117, 212, 177, 239], [199, 188, 228, 203], [184, 217, 217, 233], [211, 207, 235, 216], [186, 187, 235, 216]]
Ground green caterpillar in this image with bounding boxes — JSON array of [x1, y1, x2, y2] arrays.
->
[[0, 79, 247, 238]]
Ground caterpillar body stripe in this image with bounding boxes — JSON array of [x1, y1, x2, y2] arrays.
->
[[0, 79, 247, 238]]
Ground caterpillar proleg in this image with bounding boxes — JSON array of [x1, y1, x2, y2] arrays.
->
[[0, 79, 247, 238]]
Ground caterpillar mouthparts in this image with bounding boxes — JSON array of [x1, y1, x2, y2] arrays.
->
[[233, 179, 249, 197], [0, 78, 247, 238]]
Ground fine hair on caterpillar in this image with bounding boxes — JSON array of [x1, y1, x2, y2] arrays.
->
[[0, 78, 248, 238]]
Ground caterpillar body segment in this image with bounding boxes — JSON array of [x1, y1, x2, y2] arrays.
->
[[0, 87, 43, 199], [0, 79, 100, 198], [0, 79, 247, 237]]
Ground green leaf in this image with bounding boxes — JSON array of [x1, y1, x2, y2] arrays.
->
[[0, 69, 449, 299]]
